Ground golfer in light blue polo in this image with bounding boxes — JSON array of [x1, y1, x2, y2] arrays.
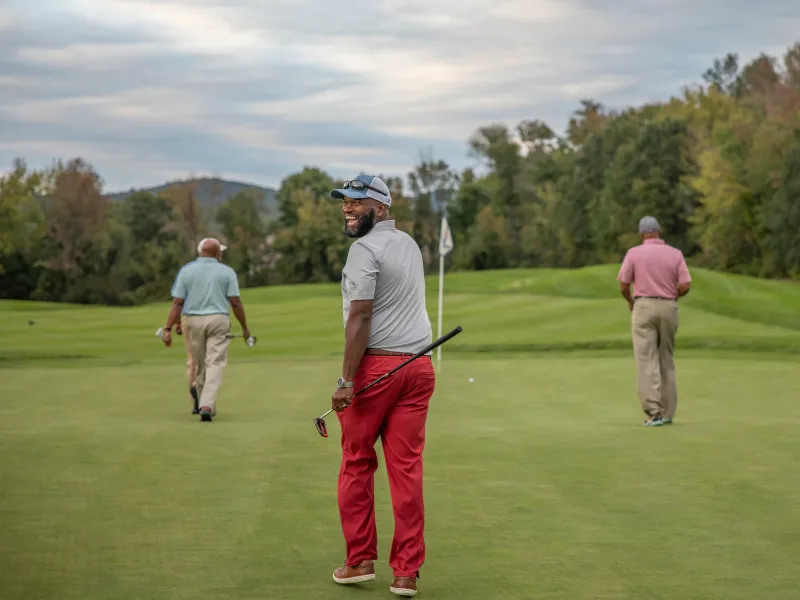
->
[[174, 240, 230, 414], [161, 238, 251, 422]]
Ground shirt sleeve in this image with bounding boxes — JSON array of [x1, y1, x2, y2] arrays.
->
[[226, 268, 241, 297], [677, 254, 692, 284], [342, 242, 379, 301], [617, 250, 634, 284], [171, 268, 187, 299]]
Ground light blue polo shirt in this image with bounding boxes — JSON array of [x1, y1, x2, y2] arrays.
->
[[171, 257, 240, 316]]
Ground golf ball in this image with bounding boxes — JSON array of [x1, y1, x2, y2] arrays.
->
[[468, 378, 474, 383]]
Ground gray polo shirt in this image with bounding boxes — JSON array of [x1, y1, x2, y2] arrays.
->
[[341, 220, 433, 354]]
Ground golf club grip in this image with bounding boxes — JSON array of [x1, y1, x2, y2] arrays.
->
[[353, 325, 463, 397]]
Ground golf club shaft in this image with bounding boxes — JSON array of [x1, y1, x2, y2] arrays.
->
[[317, 325, 463, 420]]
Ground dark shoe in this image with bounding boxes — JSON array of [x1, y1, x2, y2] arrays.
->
[[644, 414, 663, 427], [390, 576, 418, 596], [200, 407, 212, 422], [332, 560, 375, 585], [190, 386, 199, 414]]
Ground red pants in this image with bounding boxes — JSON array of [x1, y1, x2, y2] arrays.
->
[[336, 354, 436, 578]]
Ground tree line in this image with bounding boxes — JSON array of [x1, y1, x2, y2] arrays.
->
[[1, 42, 799, 305]]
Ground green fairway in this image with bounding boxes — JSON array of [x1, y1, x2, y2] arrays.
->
[[3, 265, 800, 369], [1, 266, 799, 599]]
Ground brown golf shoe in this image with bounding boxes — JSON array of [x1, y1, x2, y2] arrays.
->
[[390, 576, 418, 596], [332, 560, 376, 585]]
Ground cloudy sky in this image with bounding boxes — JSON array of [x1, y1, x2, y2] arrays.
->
[[1, 0, 798, 192]]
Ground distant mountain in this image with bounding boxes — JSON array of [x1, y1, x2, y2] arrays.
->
[[105, 177, 278, 216]]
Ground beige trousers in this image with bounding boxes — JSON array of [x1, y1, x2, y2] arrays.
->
[[181, 315, 197, 402], [631, 298, 680, 419], [185, 314, 232, 414]]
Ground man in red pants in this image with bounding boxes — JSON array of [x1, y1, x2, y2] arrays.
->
[[328, 174, 436, 597]]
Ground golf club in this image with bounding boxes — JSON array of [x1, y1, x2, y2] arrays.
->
[[313, 325, 463, 438], [226, 333, 257, 347]]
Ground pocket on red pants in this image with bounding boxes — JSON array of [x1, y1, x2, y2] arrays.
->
[[412, 356, 435, 379], [402, 358, 436, 400]]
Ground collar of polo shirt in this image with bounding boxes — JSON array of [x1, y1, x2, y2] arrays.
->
[[369, 220, 395, 232]]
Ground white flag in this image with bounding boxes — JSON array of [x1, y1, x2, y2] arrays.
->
[[439, 216, 454, 257]]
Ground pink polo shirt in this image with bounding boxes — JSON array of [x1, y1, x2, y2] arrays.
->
[[617, 238, 692, 299]]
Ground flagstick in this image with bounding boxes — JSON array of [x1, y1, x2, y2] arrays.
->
[[436, 209, 453, 373], [437, 251, 444, 372]]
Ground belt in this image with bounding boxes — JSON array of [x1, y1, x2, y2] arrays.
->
[[364, 348, 428, 357], [634, 296, 676, 301]]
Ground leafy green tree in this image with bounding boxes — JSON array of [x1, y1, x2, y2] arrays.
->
[[464, 205, 512, 270], [446, 168, 492, 242], [702, 53, 741, 96], [0, 159, 47, 296], [271, 188, 350, 284], [761, 129, 800, 277], [276, 167, 337, 228], [216, 191, 268, 285], [567, 99, 609, 146], [783, 43, 800, 93], [113, 191, 185, 303]]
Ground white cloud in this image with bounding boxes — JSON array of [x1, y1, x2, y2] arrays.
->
[[74, 0, 267, 54], [486, 0, 579, 22], [0, 75, 36, 89], [559, 76, 639, 102], [16, 42, 163, 68], [0, 138, 152, 169], [1, 0, 798, 191], [0, 8, 12, 32], [1, 96, 113, 124]]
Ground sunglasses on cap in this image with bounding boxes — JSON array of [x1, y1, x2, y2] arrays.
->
[[342, 179, 388, 197]]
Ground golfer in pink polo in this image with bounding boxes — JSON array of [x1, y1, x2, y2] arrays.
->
[[618, 216, 692, 427], [327, 174, 435, 597]]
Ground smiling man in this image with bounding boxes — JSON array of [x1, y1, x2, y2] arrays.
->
[[328, 174, 435, 597]]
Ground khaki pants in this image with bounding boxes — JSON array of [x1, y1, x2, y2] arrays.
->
[[185, 314, 232, 414], [632, 298, 680, 419], [181, 315, 197, 402]]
